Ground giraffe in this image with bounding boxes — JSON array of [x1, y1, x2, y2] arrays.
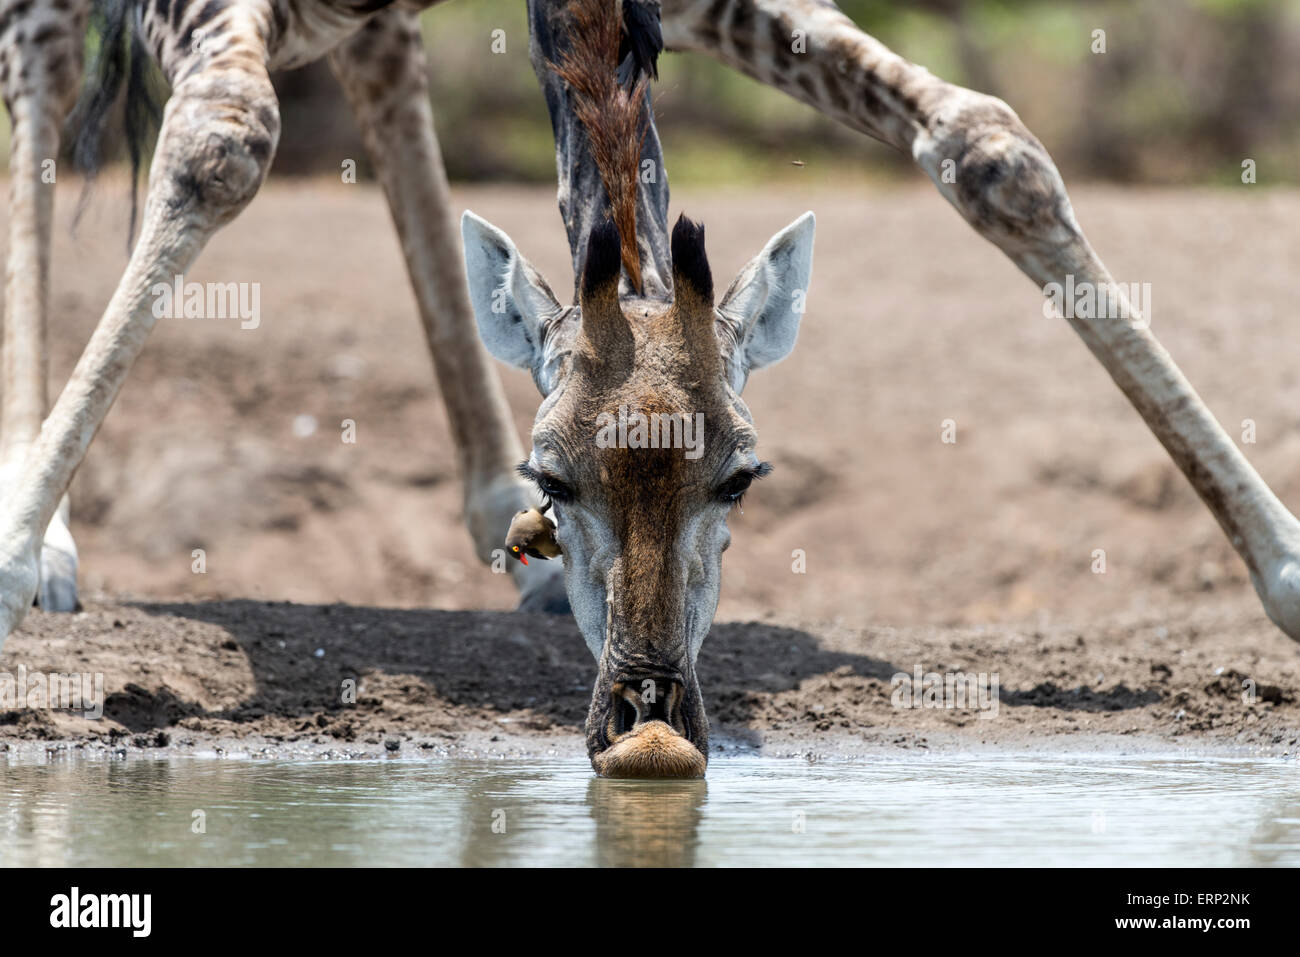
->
[[0, 0, 88, 615], [0, 0, 1295, 777], [1, 0, 573, 623], [463, 0, 815, 776]]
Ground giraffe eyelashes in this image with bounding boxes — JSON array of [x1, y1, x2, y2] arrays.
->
[[517, 462, 573, 504], [716, 462, 773, 507]]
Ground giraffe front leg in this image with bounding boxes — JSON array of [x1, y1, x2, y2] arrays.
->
[[0, 6, 279, 644], [664, 0, 1300, 641], [0, 0, 89, 612], [327, 9, 568, 613]]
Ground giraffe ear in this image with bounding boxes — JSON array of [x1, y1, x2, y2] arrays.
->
[[716, 212, 815, 393], [462, 211, 563, 388]]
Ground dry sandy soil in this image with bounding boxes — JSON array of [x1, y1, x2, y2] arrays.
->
[[2, 178, 1299, 760]]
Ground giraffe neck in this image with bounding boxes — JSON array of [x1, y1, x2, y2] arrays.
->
[[527, 0, 671, 302]]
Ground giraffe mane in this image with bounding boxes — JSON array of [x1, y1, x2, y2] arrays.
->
[[551, 0, 649, 295]]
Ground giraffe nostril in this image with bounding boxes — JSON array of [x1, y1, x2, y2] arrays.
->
[[610, 678, 684, 735], [614, 694, 639, 734]]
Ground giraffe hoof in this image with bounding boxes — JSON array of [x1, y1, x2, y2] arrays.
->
[[0, 543, 39, 645], [517, 589, 571, 615], [38, 544, 80, 613], [516, 561, 571, 615], [37, 504, 80, 613], [1255, 559, 1300, 644]]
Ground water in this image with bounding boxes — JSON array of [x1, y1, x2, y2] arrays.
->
[[2, 753, 1298, 866]]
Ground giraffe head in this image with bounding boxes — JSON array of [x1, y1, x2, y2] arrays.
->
[[463, 208, 814, 777]]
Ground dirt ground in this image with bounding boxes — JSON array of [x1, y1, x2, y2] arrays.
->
[[2, 179, 1299, 758]]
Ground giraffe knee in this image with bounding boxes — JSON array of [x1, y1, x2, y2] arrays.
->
[[919, 90, 1079, 251], [185, 119, 276, 212], [159, 81, 280, 222], [0, 1, 87, 119]]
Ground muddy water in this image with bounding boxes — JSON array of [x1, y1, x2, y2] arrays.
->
[[2, 753, 1298, 867]]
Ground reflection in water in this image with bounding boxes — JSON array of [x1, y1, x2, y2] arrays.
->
[[587, 778, 706, 867], [2, 753, 1298, 866]]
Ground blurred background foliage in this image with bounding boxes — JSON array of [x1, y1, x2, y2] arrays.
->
[[11, 0, 1300, 186], [291, 0, 1300, 186]]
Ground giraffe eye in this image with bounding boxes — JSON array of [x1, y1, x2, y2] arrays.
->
[[536, 475, 572, 503], [518, 462, 573, 503], [716, 472, 754, 503], [715, 461, 773, 507]]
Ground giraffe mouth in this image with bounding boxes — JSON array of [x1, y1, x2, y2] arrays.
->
[[592, 721, 706, 778], [588, 675, 708, 778]]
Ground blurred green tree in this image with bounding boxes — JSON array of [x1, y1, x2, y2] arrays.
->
[[12, 0, 1298, 187]]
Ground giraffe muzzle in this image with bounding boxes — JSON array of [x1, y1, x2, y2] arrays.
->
[[589, 675, 708, 778]]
